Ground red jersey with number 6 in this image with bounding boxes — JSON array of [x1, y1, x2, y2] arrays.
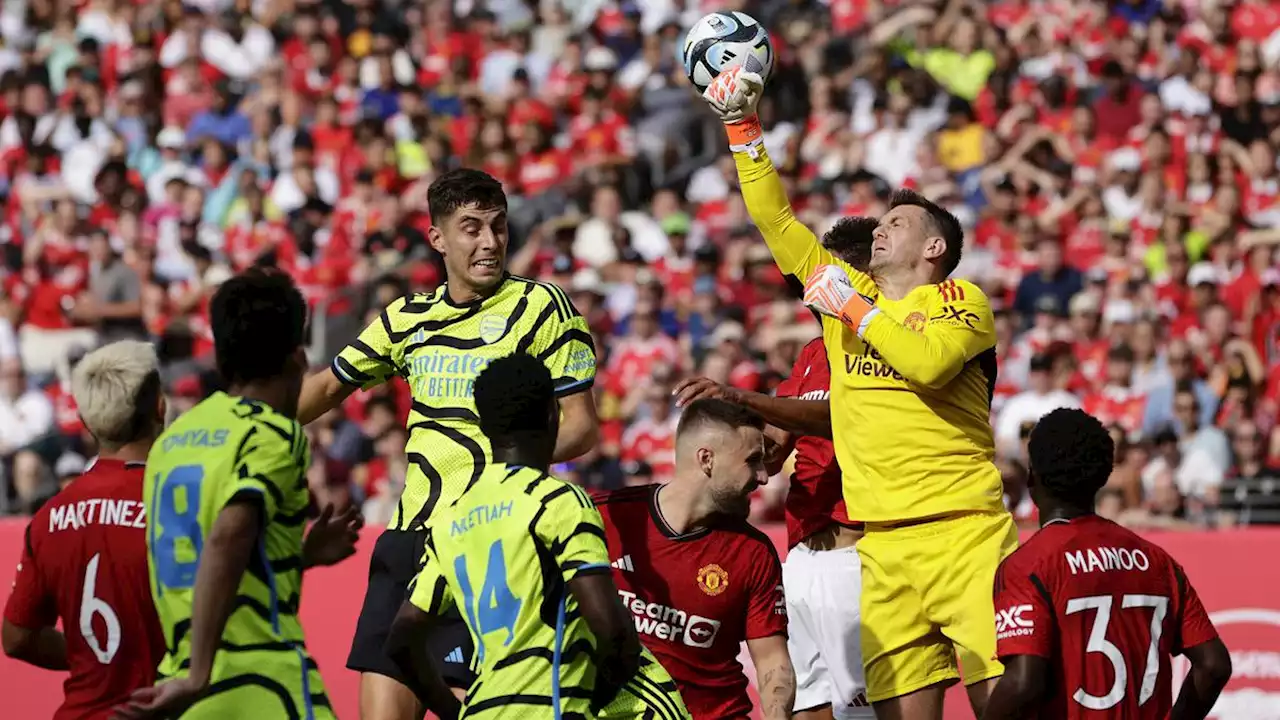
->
[[774, 336, 856, 548], [3, 459, 165, 720], [592, 484, 787, 719], [993, 514, 1218, 719]]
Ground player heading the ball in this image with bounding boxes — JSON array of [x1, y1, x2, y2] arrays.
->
[[985, 408, 1232, 720], [120, 269, 361, 720], [296, 168, 600, 720], [387, 353, 689, 720], [703, 64, 1015, 719]]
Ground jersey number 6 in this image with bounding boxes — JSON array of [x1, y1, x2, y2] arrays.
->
[[455, 539, 522, 662], [152, 465, 206, 591]]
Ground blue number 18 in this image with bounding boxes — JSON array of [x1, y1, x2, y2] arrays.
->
[[454, 539, 522, 661], [151, 465, 205, 590]]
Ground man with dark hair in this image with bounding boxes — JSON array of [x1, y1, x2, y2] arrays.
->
[[703, 67, 1013, 719], [672, 219, 873, 719], [296, 168, 601, 720], [984, 408, 1231, 720], [121, 269, 360, 719], [387, 354, 688, 720], [594, 399, 795, 719]]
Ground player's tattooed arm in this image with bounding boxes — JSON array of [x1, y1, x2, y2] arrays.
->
[[747, 635, 796, 720], [385, 603, 462, 720], [980, 655, 1050, 720], [1172, 637, 1232, 720]]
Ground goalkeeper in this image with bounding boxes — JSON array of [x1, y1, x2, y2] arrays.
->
[[702, 68, 1017, 720]]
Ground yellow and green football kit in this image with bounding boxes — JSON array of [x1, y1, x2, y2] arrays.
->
[[144, 391, 331, 719], [336, 275, 598, 683], [410, 464, 689, 720], [735, 146, 1018, 702]]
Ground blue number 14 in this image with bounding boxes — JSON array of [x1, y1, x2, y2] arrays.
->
[[455, 539, 521, 661]]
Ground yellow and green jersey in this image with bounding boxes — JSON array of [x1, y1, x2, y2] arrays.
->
[[144, 391, 331, 718], [332, 275, 596, 531], [410, 464, 688, 720]]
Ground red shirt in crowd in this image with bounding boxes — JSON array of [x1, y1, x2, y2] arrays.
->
[[592, 485, 787, 720], [994, 515, 1218, 720], [774, 337, 856, 547], [1081, 386, 1146, 437], [3, 459, 165, 720]]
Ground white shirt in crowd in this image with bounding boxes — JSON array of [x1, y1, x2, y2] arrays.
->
[[995, 389, 1082, 447], [0, 388, 54, 454]]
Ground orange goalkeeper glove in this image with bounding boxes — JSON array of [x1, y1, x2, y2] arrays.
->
[[701, 67, 765, 155], [803, 265, 881, 336]]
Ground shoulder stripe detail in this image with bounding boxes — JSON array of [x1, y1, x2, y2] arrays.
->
[[541, 484, 573, 506], [515, 302, 556, 355], [592, 484, 656, 506], [550, 522, 607, 555], [536, 329, 595, 363], [514, 274, 574, 322], [567, 484, 594, 510]]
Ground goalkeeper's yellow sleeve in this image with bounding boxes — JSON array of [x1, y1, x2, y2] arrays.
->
[[732, 148, 877, 296], [860, 279, 997, 389]]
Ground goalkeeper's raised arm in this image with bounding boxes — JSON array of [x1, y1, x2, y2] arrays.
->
[[701, 68, 876, 297]]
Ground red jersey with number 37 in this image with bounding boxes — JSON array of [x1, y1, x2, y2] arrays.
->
[[993, 515, 1218, 719], [593, 485, 787, 719], [3, 459, 165, 720]]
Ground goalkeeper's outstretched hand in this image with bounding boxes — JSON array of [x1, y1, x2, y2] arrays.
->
[[804, 265, 880, 335], [701, 66, 764, 124]]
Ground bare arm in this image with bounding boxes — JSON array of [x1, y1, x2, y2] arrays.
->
[[385, 604, 462, 720], [981, 654, 1049, 720], [570, 571, 641, 708], [1171, 638, 1232, 720], [747, 634, 796, 720], [553, 390, 600, 463], [672, 377, 831, 439], [0, 620, 67, 670], [185, 501, 262, 692], [297, 368, 358, 426]]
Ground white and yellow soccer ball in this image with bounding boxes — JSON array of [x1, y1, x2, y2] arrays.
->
[[681, 11, 775, 94]]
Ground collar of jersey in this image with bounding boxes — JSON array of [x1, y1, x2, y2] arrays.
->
[[649, 484, 711, 542], [440, 274, 510, 309]]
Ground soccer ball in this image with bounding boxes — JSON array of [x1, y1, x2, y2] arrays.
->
[[681, 11, 774, 94]]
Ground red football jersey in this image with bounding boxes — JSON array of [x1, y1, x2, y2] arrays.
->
[[593, 485, 787, 719], [3, 459, 165, 720], [993, 515, 1218, 719], [774, 337, 856, 548]]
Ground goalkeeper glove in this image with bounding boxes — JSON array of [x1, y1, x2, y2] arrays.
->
[[701, 67, 765, 154], [803, 265, 881, 336]]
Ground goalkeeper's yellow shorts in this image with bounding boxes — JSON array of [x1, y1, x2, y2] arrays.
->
[[857, 510, 1018, 703]]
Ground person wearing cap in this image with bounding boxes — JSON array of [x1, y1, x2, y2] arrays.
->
[[995, 353, 1081, 456]]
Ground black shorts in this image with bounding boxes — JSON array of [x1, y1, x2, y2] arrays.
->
[[346, 529, 476, 688]]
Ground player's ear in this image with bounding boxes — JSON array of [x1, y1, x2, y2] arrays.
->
[[427, 224, 447, 255], [155, 393, 167, 429], [923, 234, 946, 263], [697, 446, 715, 478]]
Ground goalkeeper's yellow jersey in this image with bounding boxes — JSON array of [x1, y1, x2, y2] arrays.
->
[[736, 150, 1005, 522]]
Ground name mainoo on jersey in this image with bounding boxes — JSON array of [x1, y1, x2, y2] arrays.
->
[[48, 499, 146, 533], [449, 500, 513, 537], [408, 349, 493, 400], [1065, 546, 1151, 575]]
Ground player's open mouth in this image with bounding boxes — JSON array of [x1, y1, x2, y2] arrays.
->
[[473, 259, 500, 271]]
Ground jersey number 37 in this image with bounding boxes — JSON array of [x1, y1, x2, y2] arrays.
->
[[1067, 594, 1169, 710]]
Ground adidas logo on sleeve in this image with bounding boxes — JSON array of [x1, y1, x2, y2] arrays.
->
[[610, 555, 634, 572], [444, 646, 466, 664]]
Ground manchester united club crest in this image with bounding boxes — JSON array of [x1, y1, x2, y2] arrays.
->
[[697, 564, 729, 596], [904, 311, 926, 333]]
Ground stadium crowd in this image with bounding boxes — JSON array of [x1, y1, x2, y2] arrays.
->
[[0, 0, 1278, 530]]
